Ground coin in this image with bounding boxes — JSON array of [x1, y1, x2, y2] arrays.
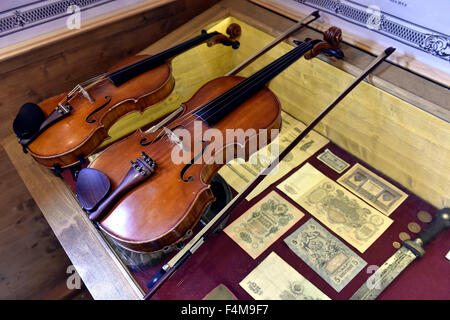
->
[[408, 222, 421, 233], [392, 241, 401, 249], [398, 232, 410, 241], [417, 210, 432, 223]]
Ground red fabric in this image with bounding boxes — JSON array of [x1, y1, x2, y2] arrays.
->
[[63, 143, 450, 300]]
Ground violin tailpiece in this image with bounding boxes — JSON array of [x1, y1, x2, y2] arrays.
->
[[76, 152, 157, 222]]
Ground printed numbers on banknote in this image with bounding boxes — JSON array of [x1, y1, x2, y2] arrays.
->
[[317, 149, 350, 173], [338, 163, 408, 216], [240, 252, 330, 300], [284, 218, 367, 292], [224, 191, 304, 259]]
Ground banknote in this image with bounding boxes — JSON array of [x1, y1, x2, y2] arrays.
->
[[224, 191, 304, 259], [203, 284, 237, 300], [284, 218, 367, 292], [277, 163, 393, 253], [240, 252, 330, 300], [218, 111, 329, 200], [338, 163, 408, 216], [317, 148, 350, 173]]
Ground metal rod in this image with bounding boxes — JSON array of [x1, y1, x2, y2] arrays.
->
[[225, 10, 320, 76], [144, 46, 396, 300]]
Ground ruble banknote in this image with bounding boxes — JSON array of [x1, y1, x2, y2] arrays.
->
[[224, 191, 304, 259], [277, 163, 393, 253], [240, 252, 330, 300], [338, 163, 408, 216], [284, 218, 367, 292]]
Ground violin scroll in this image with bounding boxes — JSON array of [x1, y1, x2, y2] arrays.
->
[[304, 26, 343, 59], [207, 23, 241, 49], [226, 23, 242, 40]]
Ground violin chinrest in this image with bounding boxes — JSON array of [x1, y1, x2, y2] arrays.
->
[[13, 102, 45, 140], [76, 168, 111, 212]]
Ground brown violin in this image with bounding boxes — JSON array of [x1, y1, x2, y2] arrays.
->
[[13, 24, 241, 170], [76, 27, 343, 253]]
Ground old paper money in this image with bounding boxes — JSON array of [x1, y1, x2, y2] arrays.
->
[[317, 148, 350, 173], [224, 191, 304, 259], [338, 163, 408, 216], [284, 218, 367, 292], [240, 252, 330, 300], [203, 284, 237, 300], [277, 163, 393, 253], [218, 111, 329, 200]]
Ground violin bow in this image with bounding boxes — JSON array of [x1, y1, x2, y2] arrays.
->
[[144, 45, 396, 300], [225, 10, 320, 76]]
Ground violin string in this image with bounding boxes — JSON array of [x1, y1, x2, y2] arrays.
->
[[145, 41, 314, 160], [146, 41, 313, 161], [196, 43, 314, 125], [153, 41, 308, 144], [174, 41, 312, 127], [147, 41, 312, 150]]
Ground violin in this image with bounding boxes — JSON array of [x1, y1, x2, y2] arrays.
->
[[76, 27, 343, 253], [13, 24, 241, 170]]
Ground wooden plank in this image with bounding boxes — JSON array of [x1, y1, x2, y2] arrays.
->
[[0, 145, 76, 300], [0, 0, 174, 62], [2, 135, 143, 300]]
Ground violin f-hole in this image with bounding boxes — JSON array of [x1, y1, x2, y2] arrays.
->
[[85, 96, 112, 124], [180, 140, 209, 182]]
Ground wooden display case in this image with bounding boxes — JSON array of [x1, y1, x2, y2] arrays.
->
[[1, 0, 448, 299]]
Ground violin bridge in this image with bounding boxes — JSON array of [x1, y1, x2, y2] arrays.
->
[[67, 84, 95, 104], [79, 86, 95, 104], [163, 126, 186, 150]]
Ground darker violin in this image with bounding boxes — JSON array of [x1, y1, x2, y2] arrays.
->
[[13, 24, 241, 170], [76, 27, 343, 253]]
